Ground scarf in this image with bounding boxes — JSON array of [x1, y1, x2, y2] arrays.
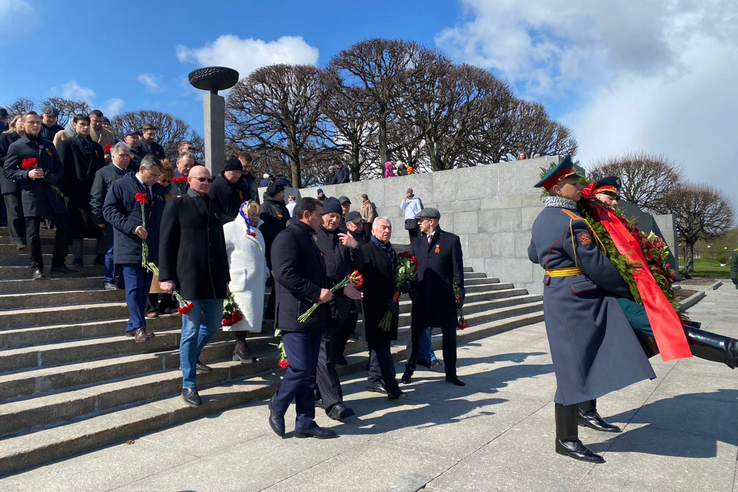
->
[[371, 236, 394, 262], [544, 196, 578, 210]]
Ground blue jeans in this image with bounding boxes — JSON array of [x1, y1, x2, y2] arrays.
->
[[419, 327, 438, 363], [180, 299, 223, 389], [103, 225, 115, 285], [121, 265, 151, 333], [271, 328, 323, 431]]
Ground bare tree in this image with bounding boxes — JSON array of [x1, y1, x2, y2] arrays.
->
[[329, 38, 423, 165], [226, 64, 326, 188], [4, 98, 36, 116], [111, 110, 203, 160], [587, 151, 683, 213], [667, 183, 735, 272], [506, 100, 578, 160], [40, 98, 92, 127]]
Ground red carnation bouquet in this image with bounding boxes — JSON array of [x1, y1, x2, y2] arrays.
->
[[378, 252, 418, 331], [454, 283, 468, 330], [222, 293, 245, 327], [104, 144, 113, 155], [134, 191, 193, 314], [297, 270, 363, 323], [172, 176, 187, 185], [273, 329, 289, 369]]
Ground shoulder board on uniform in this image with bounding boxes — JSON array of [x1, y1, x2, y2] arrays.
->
[[560, 209, 584, 221]]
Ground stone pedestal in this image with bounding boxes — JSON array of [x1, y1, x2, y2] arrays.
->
[[203, 93, 225, 176]]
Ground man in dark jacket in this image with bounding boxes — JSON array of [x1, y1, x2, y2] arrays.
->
[[124, 130, 145, 173], [57, 114, 105, 267], [103, 155, 165, 342], [90, 142, 132, 289], [159, 165, 230, 408], [335, 161, 350, 183], [402, 208, 465, 387], [0, 116, 26, 250], [344, 211, 370, 245], [39, 106, 64, 142], [237, 151, 259, 204], [139, 123, 166, 159], [209, 157, 249, 222], [260, 182, 290, 320], [4, 111, 73, 279], [268, 197, 337, 439], [356, 217, 405, 400], [314, 198, 362, 421]]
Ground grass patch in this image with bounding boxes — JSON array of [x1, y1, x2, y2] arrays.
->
[[680, 258, 730, 278]]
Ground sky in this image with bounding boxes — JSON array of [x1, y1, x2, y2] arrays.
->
[[1, 0, 737, 211]]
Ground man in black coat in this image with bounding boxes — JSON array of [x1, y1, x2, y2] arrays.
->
[[39, 106, 64, 143], [314, 198, 362, 421], [139, 123, 166, 159], [0, 117, 26, 250], [355, 217, 406, 400], [237, 152, 259, 204], [159, 165, 230, 408], [402, 207, 465, 387], [57, 114, 105, 267], [123, 130, 145, 173], [335, 161, 350, 183], [209, 157, 250, 223], [268, 197, 337, 439], [260, 182, 290, 320], [90, 142, 133, 289], [103, 156, 166, 342], [4, 111, 73, 279]]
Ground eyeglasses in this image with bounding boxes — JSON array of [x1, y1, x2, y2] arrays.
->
[[191, 177, 214, 183], [159, 179, 170, 184]]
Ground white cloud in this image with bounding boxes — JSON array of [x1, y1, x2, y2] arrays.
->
[[103, 98, 125, 117], [437, 0, 738, 212], [175, 35, 319, 80], [53, 80, 96, 103], [137, 73, 163, 92], [0, 0, 32, 25]]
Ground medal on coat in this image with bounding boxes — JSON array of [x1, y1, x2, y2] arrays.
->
[[45, 148, 52, 156], [577, 231, 592, 246], [435, 244, 441, 254]]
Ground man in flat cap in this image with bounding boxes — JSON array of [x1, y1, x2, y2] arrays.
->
[[402, 207, 466, 387], [40, 106, 64, 142]]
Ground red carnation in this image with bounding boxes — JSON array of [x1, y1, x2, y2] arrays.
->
[[135, 192, 149, 204], [177, 302, 194, 315], [457, 317, 469, 330], [172, 176, 187, 184], [278, 359, 289, 369], [104, 144, 113, 154], [247, 231, 258, 238], [22, 158, 38, 170], [392, 291, 400, 303]]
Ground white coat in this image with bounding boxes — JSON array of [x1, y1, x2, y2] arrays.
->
[[223, 217, 268, 332]]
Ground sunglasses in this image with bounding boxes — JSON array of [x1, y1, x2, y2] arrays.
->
[[191, 177, 214, 183]]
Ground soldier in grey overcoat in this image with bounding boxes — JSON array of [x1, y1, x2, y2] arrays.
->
[[528, 156, 655, 464]]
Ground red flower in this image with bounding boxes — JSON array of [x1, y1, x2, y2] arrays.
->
[[172, 176, 187, 185], [22, 158, 38, 170], [135, 192, 149, 204], [104, 144, 113, 154], [177, 302, 194, 315], [392, 291, 400, 303], [349, 270, 363, 288], [278, 359, 289, 369], [247, 231, 258, 238], [457, 317, 469, 330]]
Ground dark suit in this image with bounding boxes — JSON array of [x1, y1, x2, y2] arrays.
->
[[4, 134, 68, 271], [90, 163, 130, 286], [139, 139, 166, 160], [57, 135, 104, 240], [406, 228, 464, 378], [270, 220, 329, 431], [0, 132, 25, 246], [356, 238, 401, 395], [209, 173, 250, 223]]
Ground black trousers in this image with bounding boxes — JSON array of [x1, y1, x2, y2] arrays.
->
[[367, 340, 400, 394], [26, 214, 68, 271], [405, 324, 457, 377], [407, 227, 419, 242], [3, 193, 25, 245], [316, 324, 343, 412], [333, 312, 359, 360]]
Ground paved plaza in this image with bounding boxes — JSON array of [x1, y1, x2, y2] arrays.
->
[[3, 283, 737, 492]]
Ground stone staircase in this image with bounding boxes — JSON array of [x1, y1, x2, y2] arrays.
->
[[0, 226, 544, 476]]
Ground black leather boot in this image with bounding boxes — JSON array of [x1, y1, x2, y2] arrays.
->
[[684, 326, 738, 369], [555, 403, 605, 464], [578, 399, 621, 433]]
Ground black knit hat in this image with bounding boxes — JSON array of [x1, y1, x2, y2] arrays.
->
[[223, 157, 242, 172], [322, 197, 342, 215], [266, 182, 285, 197]]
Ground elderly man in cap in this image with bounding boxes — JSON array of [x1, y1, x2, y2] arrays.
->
[[40, 106, 64, 142], [400, 188, 423, 241], [344, 210, 369, 245], [402, 207, 466, 387], [139, 123, 165, 159], [528, 156, 656, 464], [124, 130, 146, 172], [209, 156, 250, 223]]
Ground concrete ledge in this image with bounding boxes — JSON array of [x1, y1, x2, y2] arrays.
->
[[679, 291, 706, 312], [711, 281, 722, 290]]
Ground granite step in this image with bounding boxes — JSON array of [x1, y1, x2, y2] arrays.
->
[[0, 289, 125, 310], [0, 244, 101, 255], [0, 276, 106, 295], [0, 310, 544, 476], [0, 227, 58, 238], [0, 265, 103, 280], [0, 302, 129, 329], [0, 253, 98, 267], [0, 237, 97, 246]]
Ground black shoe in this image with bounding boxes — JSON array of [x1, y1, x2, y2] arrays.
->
[[93, 254, 105, 266], [555, 438, 605, 464], [268, 398, 285, 437], [400, 369, 413, 384], [327, 403, 354, 421], [417, 359, 431, 368], [181, 388, 202, 407], [388, 390, 407, 401], [578, 409, 621, 433], [429, 359, 444, 369], [32, 269, 45, 280], [315, 398, 325, 410], [103, 283, 119, 291], [16, 242, 26, 251], [335, 354, 348, 365], [446, 376, 466, 386], [233, 346, 255, 364], [72, 260, 84, 268], [196, 360, 212, 374], [295, 424, 338, 439], [366, 384, 388, 394], [50, 264, 78, 275]]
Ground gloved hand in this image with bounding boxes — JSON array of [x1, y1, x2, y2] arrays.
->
[[386, 297, 398, 315]]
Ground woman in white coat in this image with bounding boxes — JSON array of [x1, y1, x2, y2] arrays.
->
[[223, 201, 268, 363]]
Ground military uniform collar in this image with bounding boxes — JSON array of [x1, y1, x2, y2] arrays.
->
[[544, 196, 578, 210]]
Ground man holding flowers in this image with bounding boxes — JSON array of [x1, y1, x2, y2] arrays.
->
[[103, 155, 166, 342], [158, 165, 230, 408]]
